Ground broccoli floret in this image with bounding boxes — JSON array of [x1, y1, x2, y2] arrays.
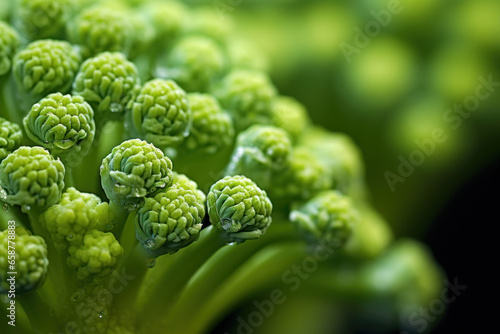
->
[[40, 187, 113, 251], [73, 52, 140, 119], [207, 175, 273, 244], [23, 93, 95, 167], [0, 117, 22, 161], [126, 79, 191, 149], [0, 20, 20, 76]]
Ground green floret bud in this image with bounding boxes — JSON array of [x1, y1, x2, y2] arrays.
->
[[0, 21, 20, 76], [23, 93, 95, 167], [72, 52, 140, 118], [145, 0, 189, 44], [207, 175, 273, 244], [226, 125, 292, 189], [0, 146, 65, 210], [135, 180, 205, 257], [14, 0, 71, 40], [127, 79, 191, 149], [270, 96, 311, 141], [164, 36, 225, 93], [40, 187, 113, 251], [100, 139, 174, 208], [188, 7, 234, 43], [0, 227, 48, 294], [301, 128, 366, 199], [67, 229, 123, 282], [68, 6, 133, 57], [13, 39, 81, 98], [213, 69, 277, 132], [173, 172, 206, 203], [226, 38, 270, 72], [182, 93, 234, 153], [0, 117, 22, 161], [290, 190, 355, 248], [270, 147, 332, 202]]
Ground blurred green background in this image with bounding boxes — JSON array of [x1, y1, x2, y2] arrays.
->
[[187, 0, 500, 239]]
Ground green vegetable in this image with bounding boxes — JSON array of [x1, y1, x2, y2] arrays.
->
[[135, 180, 205, 257], [181, 93, 234, 154], [13, 39, 81, 99], [23, 93, 95, 167], [68, 6, 133, 57], [0, 20, 19, 76], [13, 0, 71, 40], [162, 35, 225, 92], [214, 69, 277, 132], [270, 96, 311, 142], [0, 227, 48, 293], [100, 138, 174, 210], [67, 229, 123, 283], [72, 52, 140, 118], [0, 146, 65, 211], [126, 79, 191, 149], [0, 116, 22, 161], [207, 175, 273, 244], [290, 190, 354, 248], [40, 187, 113, 251]]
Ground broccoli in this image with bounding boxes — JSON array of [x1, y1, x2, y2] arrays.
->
[[0, 2, 446, 333]]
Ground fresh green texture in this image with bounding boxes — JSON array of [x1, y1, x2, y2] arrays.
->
[[126, 79, 191, 148], [270, 96, 310, 142], [226, 39, 270, 72], [68, 6, 132, 57], [135, 178, 205, 257], [270, 147, 332, 202], [301, 128, 366, 199], [23, 93, 95, 167], [290, 190, 355, 248], [40, 187, 113, 251], [100, 139, 174, 207], [144, 0, 189, 45], [13, 39, 81, 98], [164, 35, 225, 92], [0, 20, 19, 76], [73, 52, 140, 118], [181, 93, 234, 153], [226, 125, 292, 189], [214, 69, 277, 131], [207, 175, 273, 243], [13, 0, 71, 40], [0, 116, 22, 161], [0, 227, 48, 293], [67, 229, 123, 282], [0, 146, 65, 210]]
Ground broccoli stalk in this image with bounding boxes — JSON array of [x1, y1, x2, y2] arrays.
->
[[110, 173, 205, 317], [138, 175, 273, 324], [100, 139, 174, 237]]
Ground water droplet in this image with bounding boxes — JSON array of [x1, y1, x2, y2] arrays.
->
[[2, 203, 9, 212], [105, 224, 112, 230], [68, 235, 74, 240], [0, 189, 6, 200], [124, 202, 137, 212], [21, 205, 31, 213], [145, 238, 156, 249], [97, 310, 107, 319], [110, 103, 123, 114], [145, 257, 156, 268], [221, 218, 233, 231]]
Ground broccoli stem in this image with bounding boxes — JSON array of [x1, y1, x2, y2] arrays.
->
[[109, 200, 132, 238], [18, 291, 61, 333], [169, 242, 307, 334], [25, 208, 75, 313], [156, 222, 298, 330], [137, 226, 227, 322], [0, 75, 22, 123], [110, 242, 153, 319]]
